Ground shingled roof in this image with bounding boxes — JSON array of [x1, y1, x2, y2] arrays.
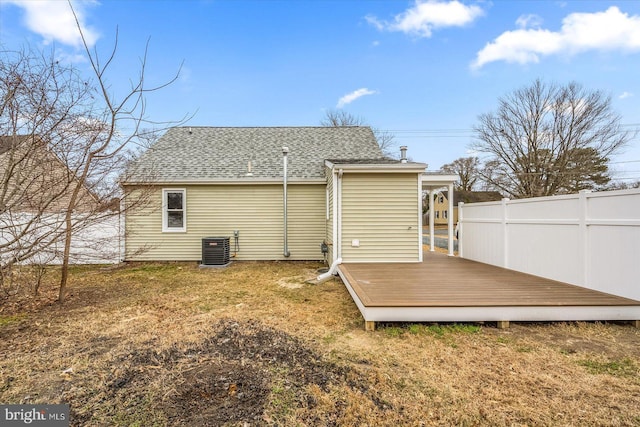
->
[[124, 126, 384, 183], [441, 190, 503, 205]]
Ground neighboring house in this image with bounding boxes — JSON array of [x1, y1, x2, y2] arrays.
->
[[0, 135, 98, 214], [122, 126, 428, 263], [432, 190, 502, 225], [1, 135, 118, 264]]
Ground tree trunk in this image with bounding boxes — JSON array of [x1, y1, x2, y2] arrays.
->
[[58, 209, 74, 303]]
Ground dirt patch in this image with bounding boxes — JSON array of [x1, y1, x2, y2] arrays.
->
[[499, 321, 640, 359], [67, 319, 381, 426], [276, 269, 318, 289], [168, 360, 269, 425]]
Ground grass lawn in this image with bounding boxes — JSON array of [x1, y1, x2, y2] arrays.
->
[[1, 261, 639, 426]]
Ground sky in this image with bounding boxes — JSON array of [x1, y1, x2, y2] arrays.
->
[[1, 0, 640, 182]]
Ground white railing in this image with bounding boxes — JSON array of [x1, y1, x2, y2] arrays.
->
[[459, 189, 640, 301]]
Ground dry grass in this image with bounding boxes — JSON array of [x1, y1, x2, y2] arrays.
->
[[1, 261, 639, 426]]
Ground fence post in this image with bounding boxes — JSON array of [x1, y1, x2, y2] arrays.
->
[[578, 190, 591, 287], [502, 198, 509, 269]]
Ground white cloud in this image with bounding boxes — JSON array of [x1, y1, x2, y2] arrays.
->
[[5, 0, 99, 48], [619, 91, 634, 99], [336, 88, 378, 108], [515, 14, 543, 29], [472, 6, 640, 69], [366, 0, 484, 38]]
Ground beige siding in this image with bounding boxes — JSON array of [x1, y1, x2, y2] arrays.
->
[[125, 184, 325, 261], [0, 145, 98, 214], [341, 173, 420, 262], [288, 184, 327, 260]]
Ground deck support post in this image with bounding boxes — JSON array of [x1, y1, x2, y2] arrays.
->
[[496, 321, 510, 329], [631, 320, 640, 328], [365, 321, 376, 331]]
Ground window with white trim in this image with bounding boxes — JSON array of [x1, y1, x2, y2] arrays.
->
[[443, 210, 448, 219], [162, 189, 186, 232], [435, 211, 439, 219]]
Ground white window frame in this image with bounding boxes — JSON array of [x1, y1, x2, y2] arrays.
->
[[435, 211, 440, 219], [443, 210, 448, 219], [162, 188, 187, 232]]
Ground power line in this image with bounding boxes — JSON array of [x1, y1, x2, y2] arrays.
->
[[379, 123, 640, 140], [610, 160, 640, 165]]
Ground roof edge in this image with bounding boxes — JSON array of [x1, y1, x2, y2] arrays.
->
[[325, 159, 427, 172], [121, 178, 326, 186]]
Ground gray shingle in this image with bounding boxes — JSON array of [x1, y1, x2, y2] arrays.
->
[[125, 126, 384, 182]]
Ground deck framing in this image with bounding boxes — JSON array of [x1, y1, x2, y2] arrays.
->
[[337, 252, 640, 327]]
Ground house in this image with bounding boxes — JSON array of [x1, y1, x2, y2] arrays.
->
[[122, 126, 429, 263], [0, 135, 98, 214], [0, 135, 116, 264], [432, 190, 502, 225]]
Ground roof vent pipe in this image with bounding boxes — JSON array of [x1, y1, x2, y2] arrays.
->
[[400, 146, 408, 163], [282, 147, 291, 258]]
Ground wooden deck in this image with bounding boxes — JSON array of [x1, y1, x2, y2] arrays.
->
[[337, 251, 640, 329]]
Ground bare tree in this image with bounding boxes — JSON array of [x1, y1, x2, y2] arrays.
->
[[1, 48, 90, 291], [440, 157, 480, 191], [54, 5, 184, 302], [1, 5, 183, 302], [473, 79, 630, 198], [320, 110, 365, 127], [321, 109, 398, 158]]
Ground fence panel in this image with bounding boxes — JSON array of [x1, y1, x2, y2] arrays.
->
[[459, 189, 640, 301], [1, 213, 121, 265]]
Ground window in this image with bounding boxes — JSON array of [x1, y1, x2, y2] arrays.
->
[[162, 189, 186, 232], [435, 211, 440, 219], [439, 195, 444, 203], [443, 210, 448, 219]]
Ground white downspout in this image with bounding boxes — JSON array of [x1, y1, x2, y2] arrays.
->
[[317, 168, 343, 283], [331, 170, 338, 263], [316, 257, 343, 283], [336, 168, 343, 260]]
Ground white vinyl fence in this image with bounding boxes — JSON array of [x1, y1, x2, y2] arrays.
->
[[0, 213, 122, 265], [459, 189, 640, 301]]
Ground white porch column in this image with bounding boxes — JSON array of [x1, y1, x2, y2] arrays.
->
[[429, 189, 435, 252], [458, 201, 464, 258], [448, 183, 454, 256]]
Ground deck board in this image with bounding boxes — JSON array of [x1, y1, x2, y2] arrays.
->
[[338, 252, 640, 308]]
